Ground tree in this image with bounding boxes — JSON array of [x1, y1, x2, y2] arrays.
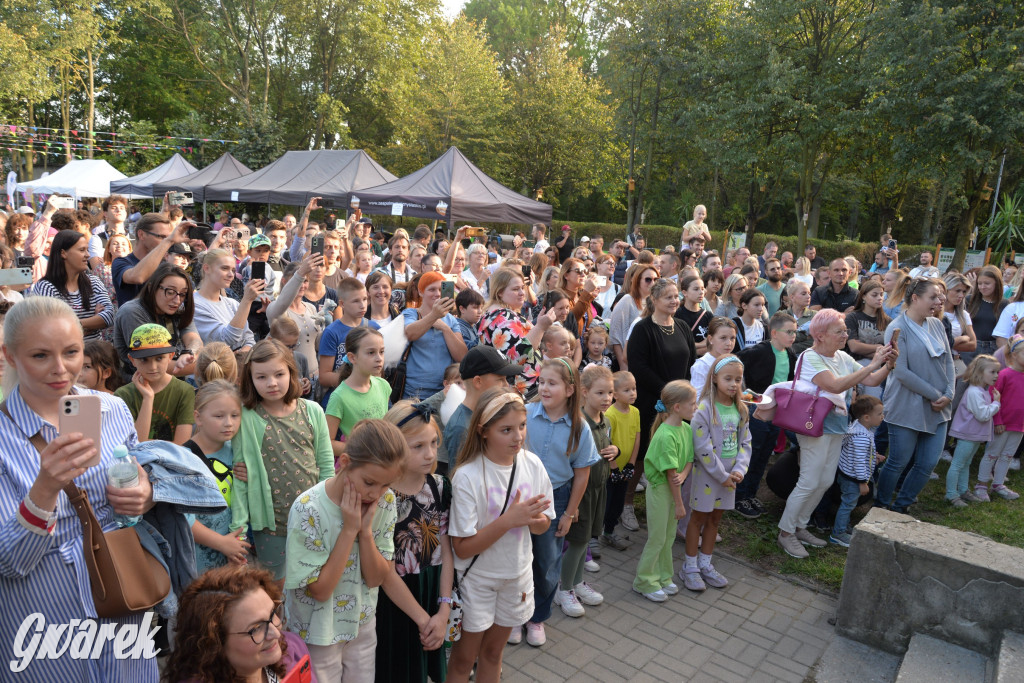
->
[[385, 16, 509, 177], [504, 28, 620, 208], [869, 0, 1024, 270]]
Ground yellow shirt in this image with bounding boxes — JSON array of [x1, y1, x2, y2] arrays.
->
[[606, 403, 641, 469]]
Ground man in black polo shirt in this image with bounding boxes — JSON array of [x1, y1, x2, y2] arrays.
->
[[805, 242, 826, 269], [810, 258, 857, 312]]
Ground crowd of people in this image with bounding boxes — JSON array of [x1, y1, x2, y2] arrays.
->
[[0, 194, 1022, 683]]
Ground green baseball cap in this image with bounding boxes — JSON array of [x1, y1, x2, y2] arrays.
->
[[248, 234, 271, 250], [128, 323, 174, 358]]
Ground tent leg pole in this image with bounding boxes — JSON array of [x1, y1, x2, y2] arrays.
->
[[203, 201, 207, 223]]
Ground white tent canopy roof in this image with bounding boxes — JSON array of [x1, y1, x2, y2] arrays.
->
[[14, 159, 147, 200]]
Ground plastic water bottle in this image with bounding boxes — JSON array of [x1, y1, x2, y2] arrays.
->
[[107, 445, 141, 527]]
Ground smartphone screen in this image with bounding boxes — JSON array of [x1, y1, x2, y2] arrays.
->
[[251, 261, 266, 281]]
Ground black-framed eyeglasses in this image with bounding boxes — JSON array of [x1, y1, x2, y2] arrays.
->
[[231, 602, 285, 645], [159, 287, 189, 300], [143, 230, 171, 240]]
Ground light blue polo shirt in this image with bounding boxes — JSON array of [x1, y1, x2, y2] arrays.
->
[[525, 402, 601, 489]]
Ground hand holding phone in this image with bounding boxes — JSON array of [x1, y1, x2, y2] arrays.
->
[[441, 280, 455, 300], [311, 234, 325, 257], [59, 395, 103, 468]]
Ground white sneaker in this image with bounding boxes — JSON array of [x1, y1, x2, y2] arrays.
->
[[1011, 458, 1021, 471], [662, 582, 680, 596], [637, 473, 650, 492], [584, 559, 600, 572], [573, 581, 604, 605], [507, 625, 522, 645], [940, 450, 953, 462], [555, 589, 585, 617], [633, 586, 667, 603], [620, 506, 640, 531]]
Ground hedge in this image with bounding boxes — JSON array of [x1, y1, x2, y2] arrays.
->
[[560, 221, 935, 269]]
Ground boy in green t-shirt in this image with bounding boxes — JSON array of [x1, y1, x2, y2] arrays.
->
[[114, 323, 194, 444]]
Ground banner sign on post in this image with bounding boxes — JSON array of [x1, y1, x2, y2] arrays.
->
[[727, 233, 747, 251], [391, 203, 403, 216], [937, 248, 985, 273]]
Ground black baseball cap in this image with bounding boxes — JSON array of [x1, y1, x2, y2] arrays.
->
[[459, 346, 523, 380]]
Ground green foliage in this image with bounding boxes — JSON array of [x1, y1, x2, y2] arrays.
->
[[231, 112, 285, 170], [981, 192, 1024, 258], [96, 119, 165, 175]]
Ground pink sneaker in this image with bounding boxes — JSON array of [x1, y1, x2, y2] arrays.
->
[[993, 485, 1020, 501], [525, 621, 545, 647], [974, 485, 991, 502]]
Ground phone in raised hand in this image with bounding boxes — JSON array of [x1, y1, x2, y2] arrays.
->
[[251, 261, 266, 282]]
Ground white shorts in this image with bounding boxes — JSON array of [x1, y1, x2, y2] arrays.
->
[[460, 568, 534, 633]]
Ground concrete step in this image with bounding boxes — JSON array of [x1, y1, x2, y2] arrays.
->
[[996, 631, 1024, 683], [895, 633, 988, 683], [814, 634, 901, 683]]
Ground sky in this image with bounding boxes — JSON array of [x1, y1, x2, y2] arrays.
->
[[442, 0, 466, 18]]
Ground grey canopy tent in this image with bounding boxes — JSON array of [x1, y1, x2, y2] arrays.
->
[[109, 153, 199, 197], [204, 150, 396, 205], [339, 147, 552, 229], [151, 153, 252, 203]]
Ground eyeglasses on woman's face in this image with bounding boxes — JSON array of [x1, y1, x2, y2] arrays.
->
[[231, 602, 285, 645], [159, 286, 189, 301]]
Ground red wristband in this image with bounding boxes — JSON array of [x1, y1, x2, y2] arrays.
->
[[19, 501, 52, 530]]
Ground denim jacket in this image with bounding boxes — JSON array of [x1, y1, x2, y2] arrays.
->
[[133, 440, 227, 616]]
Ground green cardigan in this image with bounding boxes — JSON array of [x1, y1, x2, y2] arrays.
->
[[230, 398, 335, 533]]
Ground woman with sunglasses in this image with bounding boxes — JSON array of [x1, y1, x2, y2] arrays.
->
[[112, 262, 203, 382], [557, 257, 599, 338], [166, 565, 316, 683], [609, 264, 660, 371]]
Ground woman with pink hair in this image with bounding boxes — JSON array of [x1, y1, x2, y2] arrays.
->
[[771, 308, 896, 559]]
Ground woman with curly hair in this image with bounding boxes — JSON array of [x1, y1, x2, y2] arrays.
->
[[164, 565, 315, 682]]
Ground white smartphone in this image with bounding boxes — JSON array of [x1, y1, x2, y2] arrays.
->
[[595, 275, 608, 287], [59, 395, 103, 468], [51, 196, 76, 210]]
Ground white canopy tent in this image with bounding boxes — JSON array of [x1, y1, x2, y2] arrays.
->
[[14, 160, 148, 200]]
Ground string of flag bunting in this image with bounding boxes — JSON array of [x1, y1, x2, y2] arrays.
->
[[0, 124, 238, 158]]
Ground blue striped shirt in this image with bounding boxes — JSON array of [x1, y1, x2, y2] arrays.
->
[[0, 386, 157, 681]]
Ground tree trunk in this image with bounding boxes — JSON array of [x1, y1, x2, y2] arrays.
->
[[808, 190, 822, 239], [636, 70, 663, 228], [744, 175, 759, 240], [625, 101, 639, 229], [25, 102, 35, 178], [951, 171, 988, 272], [86, 48, 95, 159], [920, 180, 938, 241]]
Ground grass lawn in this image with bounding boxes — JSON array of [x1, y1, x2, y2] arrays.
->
[[632, 453, 1024, 594]]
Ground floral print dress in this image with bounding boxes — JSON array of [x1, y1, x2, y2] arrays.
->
[[374, 474, 451, 683], [477, 307, 543, 396]]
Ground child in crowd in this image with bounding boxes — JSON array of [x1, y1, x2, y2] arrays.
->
[[184, 380, 250, 572], [114, 323, 194, 444], [443, 346, 523, 473], [455, 288, 484, 350], [830, 396, 885, 546], [348, 249, 375, 282], [196, 341, 239, 386], [733, 289, 767, 350], [318, 277, 369, 407], [976, 336, 1024, 501], [285, 420, 405, 683], [79, 338, 122, 393], [268, 316, 314, 397], [580, 324, 613, 372], [948, 355, 1001, 507], [734, 312, 797, 519], [443, 362, 463, 390], [633, 380, 696, 602], [556, 365, 616, 617], [684, 356, 751, 591], [690, 317, 739, 393], [325, 327, 390, 456], [447, 388, 554, 682], [519, 359, 599, 646], [542, 325, 582, 366], [604, 371, 641, 542], [231, 338, 334, 581], [377, 401, 453, 683]]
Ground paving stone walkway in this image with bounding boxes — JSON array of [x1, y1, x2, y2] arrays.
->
[[501, 532, 838, 682]]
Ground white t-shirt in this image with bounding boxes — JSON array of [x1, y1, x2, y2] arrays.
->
[[793, 273, 814, 287], [533, 239, 550, 254], [449, 449, 554, 579], [993, 301, 1024, 340], [944, 310, 972, 340], [799, 348, 860, 403], [690, 353, 716, 395], [909, 265, 940, 279], [741, 319, 765, 348]]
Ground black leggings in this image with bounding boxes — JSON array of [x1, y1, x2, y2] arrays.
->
[[604, 478, 629, 534]]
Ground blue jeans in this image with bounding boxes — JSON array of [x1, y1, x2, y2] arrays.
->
[[736, 417, 779, 501], [947, 439, 981, 500], [530, 482, 571, 623], [833, 475, 862, 535], [875, 423, 948, 510]]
